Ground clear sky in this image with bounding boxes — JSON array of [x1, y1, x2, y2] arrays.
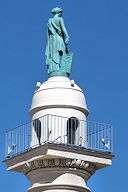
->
[[0, 0, 127, 191]]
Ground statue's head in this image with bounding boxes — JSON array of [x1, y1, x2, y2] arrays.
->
[[51, 7, 63, 16]]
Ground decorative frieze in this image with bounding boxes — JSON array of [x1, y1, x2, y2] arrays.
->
[[24, 158, 95, 175]]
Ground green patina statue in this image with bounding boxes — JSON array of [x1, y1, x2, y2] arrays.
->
[[45, 7, 73, 77]]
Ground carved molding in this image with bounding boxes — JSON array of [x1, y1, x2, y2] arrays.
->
[[23, 158, 96, 175], [28, 184, 90, 192]]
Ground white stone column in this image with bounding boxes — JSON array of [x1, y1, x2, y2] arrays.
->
[[25, 159, 92, 192]]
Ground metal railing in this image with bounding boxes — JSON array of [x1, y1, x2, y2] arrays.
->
[[5, 114, 113, 158]]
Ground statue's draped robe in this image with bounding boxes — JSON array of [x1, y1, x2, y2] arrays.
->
[[45, 17, 69, 75]]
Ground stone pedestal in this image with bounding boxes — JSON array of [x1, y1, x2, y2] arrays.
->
[[29, 77, 89, 148]]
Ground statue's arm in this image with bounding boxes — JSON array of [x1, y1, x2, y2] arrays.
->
[[59, 18, 69, 44], [47, 18, 54, 35]]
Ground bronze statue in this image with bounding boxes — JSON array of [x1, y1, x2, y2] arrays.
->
[[45, 7, 73, 77]]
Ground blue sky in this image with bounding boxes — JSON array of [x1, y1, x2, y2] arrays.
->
[[0, 0, 128, 191]]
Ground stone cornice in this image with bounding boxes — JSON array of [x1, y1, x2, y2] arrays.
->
[[4, 143, 113, 173]]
